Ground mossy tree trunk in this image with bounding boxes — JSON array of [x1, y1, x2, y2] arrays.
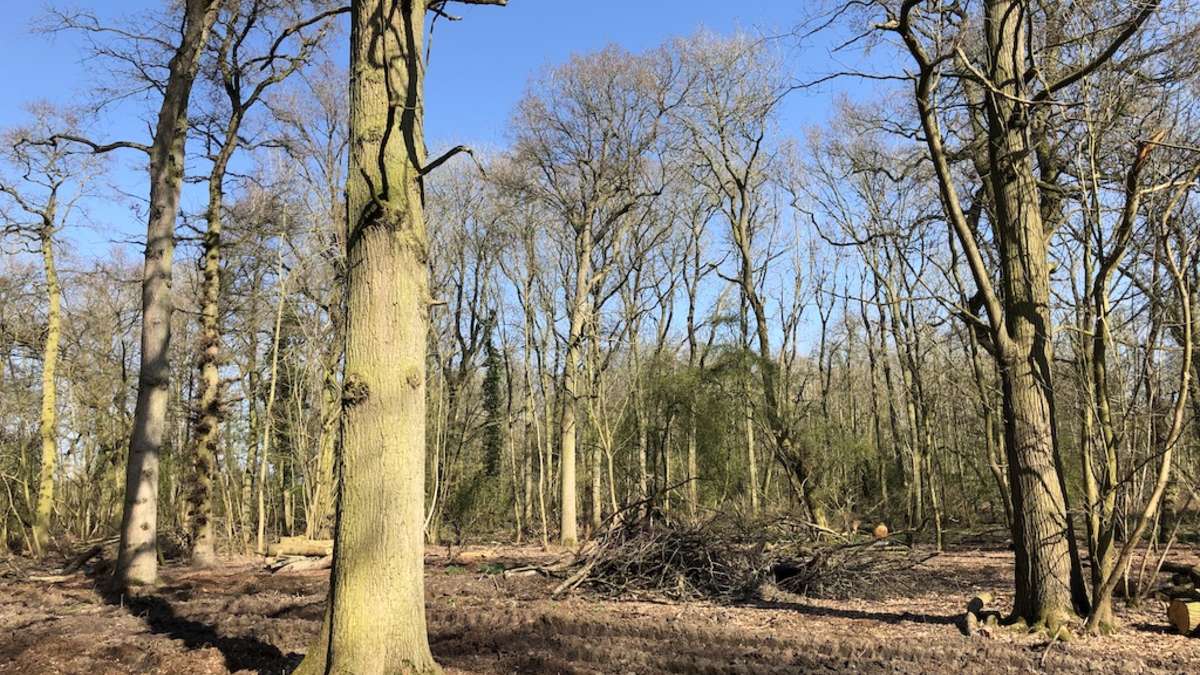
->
[[188, 124, 236, 567], [186, 0, 334, 565], [33, 213, 61, 555], [295, 0, 512, 670]]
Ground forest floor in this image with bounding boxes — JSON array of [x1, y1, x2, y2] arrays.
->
[[1, 543, 1199, 674]]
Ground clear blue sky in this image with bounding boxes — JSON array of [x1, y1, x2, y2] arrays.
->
[[1, 0, 875, 260]]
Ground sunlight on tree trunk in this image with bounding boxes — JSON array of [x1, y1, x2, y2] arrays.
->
[[117, 0, 222, 589], [33, 223, 60, 555]]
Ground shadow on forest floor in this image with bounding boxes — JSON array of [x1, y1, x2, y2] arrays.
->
[[1, 546, 1194, 674], [745, 596, 960, 627], [87, 568, 301, 674]]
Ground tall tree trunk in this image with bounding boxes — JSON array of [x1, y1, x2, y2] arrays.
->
[[117, 0, 222, 588], [258, 258, 287, 554], [739, 299, 759, 516], [241, 362, 259, 550], [33, 223, 61, 555], [188, 128, 238, 566], [559, 338, 580, 546], [587, 322, 602, 533], [981, 0, 1089, 625], [559, 223, 592, 547], [296, 0, 456, 670]]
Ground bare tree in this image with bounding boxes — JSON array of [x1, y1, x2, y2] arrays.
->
[[49, 0, 224, 587], [878, 0, 1162, 629], [185, 0, 344, 566], [508, 46, 672, 545], [0, 106, 103, 554]]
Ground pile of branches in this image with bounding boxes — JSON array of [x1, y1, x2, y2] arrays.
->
[[553, 514, 766, 601], [551, 512, 934, 602], [769, 534, 933, 599]]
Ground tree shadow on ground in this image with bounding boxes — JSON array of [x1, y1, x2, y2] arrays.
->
[[87, 568, 301, 674], [745, 597, 960, 627]]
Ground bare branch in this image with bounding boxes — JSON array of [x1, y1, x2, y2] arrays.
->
[[45, 133, 151, 156]]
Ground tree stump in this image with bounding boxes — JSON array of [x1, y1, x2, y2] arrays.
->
[[967, 592, 993, 615], [1168, 599, 1200, 635], [964, 592, 996, 636]]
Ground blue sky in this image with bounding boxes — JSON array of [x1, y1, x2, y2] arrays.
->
[[1, 0, 877, 261]]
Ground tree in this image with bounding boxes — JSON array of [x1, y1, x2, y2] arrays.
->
[[0, 106, 102, 555], [881, 0, 1162, 628], [673, 33, 826, 524], [186, 0, 343, 566], [482, 326, 504, 478], [268, 60, 350, 541], [51, 0, 225, 587], [295, 0, 504, 672], [509, 46, 671, 545]]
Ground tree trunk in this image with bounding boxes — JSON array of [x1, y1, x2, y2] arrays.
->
[[117, 0, 222, 588], [559, 224, 591, 548], [33, 224, 61, 555], [295, 0, 440, 671], [982, 0, 1090, 625], [258, 256, 287, 554], [188, 129, 238, 567], [241, 363, 259, 550]]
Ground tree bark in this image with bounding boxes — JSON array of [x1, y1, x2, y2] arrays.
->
[[981, 0, 1089, 624], [295, 0, 444, 671], [188, 117, 239, 567], [559, 222, 591, 548], [117, 0, 222, 588], [33, 222, 61, 555]]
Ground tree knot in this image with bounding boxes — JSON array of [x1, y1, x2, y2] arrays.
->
[[343, 374, 370, 408]]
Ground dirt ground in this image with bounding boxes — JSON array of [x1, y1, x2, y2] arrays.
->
[[2, 544, 1199, 674]]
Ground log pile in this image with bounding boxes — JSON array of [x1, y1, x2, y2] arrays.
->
[[552, 516, 764, 600], [1162, 561, 1200, 636]]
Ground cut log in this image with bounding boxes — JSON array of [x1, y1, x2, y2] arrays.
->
[[502, 568, 543, 579], [29, 574, 72, 583], [1162, 561, 1200, 586], [266, 538, 333, 557], [1168, 598, 1200, 635], [272, 554, 332, 574]]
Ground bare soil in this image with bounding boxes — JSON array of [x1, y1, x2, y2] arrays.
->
[[2, 544, 1198, 673]]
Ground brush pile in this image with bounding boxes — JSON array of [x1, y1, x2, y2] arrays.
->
[[550, 512, 934, 602]]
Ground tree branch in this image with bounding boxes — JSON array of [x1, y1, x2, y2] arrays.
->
[[258, 6, 352, 72], [420, 144, 485, 177], [45, 134, 151, 156], [1036, 0, 1161, 101]]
